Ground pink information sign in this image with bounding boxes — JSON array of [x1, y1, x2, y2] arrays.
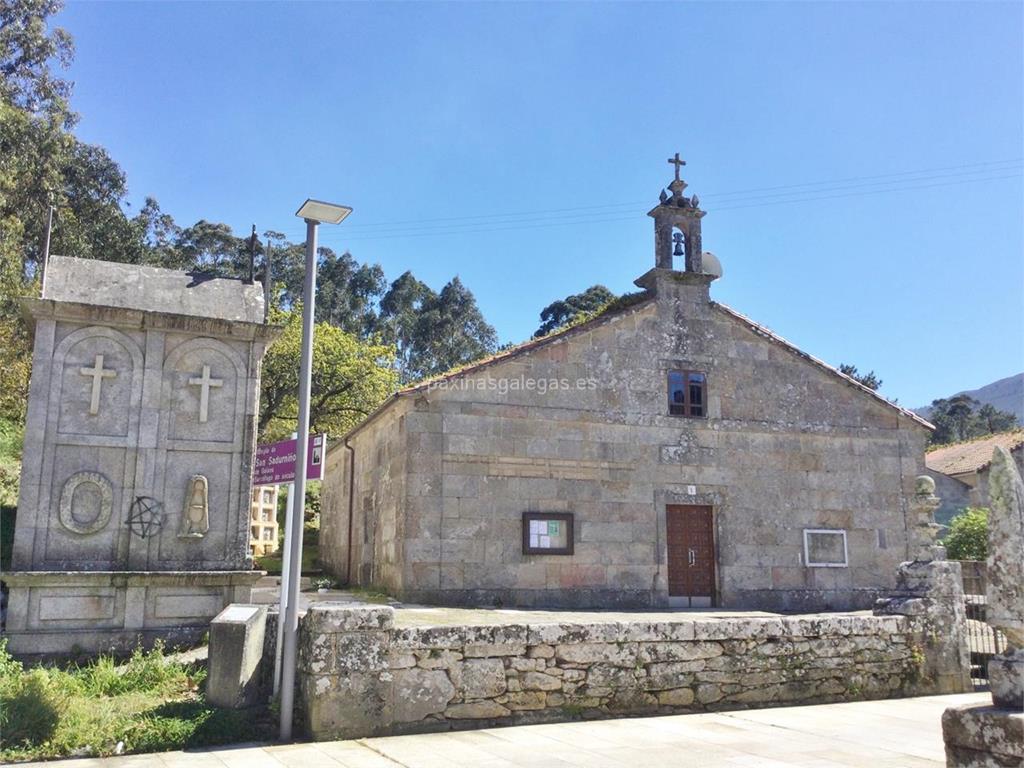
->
[[253, 434, 327, 486]]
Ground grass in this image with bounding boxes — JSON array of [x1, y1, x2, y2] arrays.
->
[[254, 525, 322, 576], [344, 585, 393, 604], [0, 640, 271, 762], [0, 417, 21, 508], [254, 542, 320, 576]]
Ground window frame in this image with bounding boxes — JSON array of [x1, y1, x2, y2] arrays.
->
[[803, 528, 849, 568], [522, 512, 575, 556], [667, 369, 708, 418]]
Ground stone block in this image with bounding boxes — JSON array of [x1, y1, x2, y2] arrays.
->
[[638, 641, 723, 663], [942, 703, 1023, 768], [529, 621, 623, 645], [305, 671, 390, 740], [505, 691, 547, 710], [620, 621, 696, 642], [206, 604, 268, 709], [304, 604, 394, 633], [988, 650, 1024, 710], [392, 668, 455, 723], [556, 641, 635, 666], [528, 644, 555, 658], [335, 631, 390, 673], [445, 701, 511, 719], [454, 658, 507, 698], [656, 687, 695, 706], [521, 671, 562, 691], [416, 649, 463, 669]]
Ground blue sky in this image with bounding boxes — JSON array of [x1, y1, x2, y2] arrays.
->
[[58, 1, 1022, 407]]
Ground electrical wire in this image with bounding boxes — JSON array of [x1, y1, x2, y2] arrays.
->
[[273, 158, 1022, 244]]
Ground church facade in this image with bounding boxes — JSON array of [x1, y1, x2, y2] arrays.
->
[[319, 159, 932, 612]]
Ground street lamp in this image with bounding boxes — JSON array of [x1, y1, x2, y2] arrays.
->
[[279, 198, 352, 741]]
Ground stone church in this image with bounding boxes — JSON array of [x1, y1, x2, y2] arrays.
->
[[320, 157, 932, 612]]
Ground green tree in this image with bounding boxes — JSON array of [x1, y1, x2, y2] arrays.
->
[[378, 271, 437, 380], [1, 0, 74, 123], [313, 250, 385, 335], [131, 197, 183, 267], [928, 395, 1018, 445], [838, 364, 882, 391], [943, 507, 988, 561], [929, 395, 978, 444], [974, 403, 1017, 435], [378, 273, 497, 383], [258, 308, 399, 441], [408, 277, 497, 382], [174, 220, 248, 275], [271, 243, 386, 335], [0, 0, 75, 423], [534, 284, 616, 337]]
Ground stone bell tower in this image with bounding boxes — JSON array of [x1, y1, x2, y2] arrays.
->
[[635, 153, 720, 305], [650, 152, 706, 273]]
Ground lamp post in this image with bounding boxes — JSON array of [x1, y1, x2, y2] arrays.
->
[[279, 199, 352, 741]]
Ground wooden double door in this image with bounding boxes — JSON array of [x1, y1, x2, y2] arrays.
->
[[666, 505, 716, 608]]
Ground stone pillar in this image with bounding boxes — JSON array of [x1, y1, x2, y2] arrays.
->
[[984, 445, 1024, 709], [906, 475, 946, 562], [942, 446, 1024, 768], [207, 604, 268, 709], [298, 604, 394, 740], [874, 475, 971, 694]]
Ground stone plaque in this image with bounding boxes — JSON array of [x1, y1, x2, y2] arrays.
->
[[58, 471, 114, 535]]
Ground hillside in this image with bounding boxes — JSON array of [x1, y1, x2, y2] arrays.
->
[[916, 372, 1023, 423]]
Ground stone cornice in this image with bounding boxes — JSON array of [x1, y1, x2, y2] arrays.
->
[[21, 297, 283, 343]]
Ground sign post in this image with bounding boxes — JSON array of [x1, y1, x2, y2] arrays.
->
[[254, 434, 326, 486], [252, 433, 327, 699]]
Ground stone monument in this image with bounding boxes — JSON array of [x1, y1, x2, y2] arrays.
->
[[942, 445, 1024, 767], [873, 475, 972, 694], [3, 256, 279, 655]]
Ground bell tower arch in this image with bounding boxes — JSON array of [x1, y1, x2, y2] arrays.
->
[[649, 153, 705, 273]]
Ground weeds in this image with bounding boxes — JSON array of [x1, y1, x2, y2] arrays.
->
[[0, 639, 266, 761]]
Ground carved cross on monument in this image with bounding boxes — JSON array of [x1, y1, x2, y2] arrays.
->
[[667, 152, 686, 182], [79, 354, 117, 415], [188, 364, 223, 424]]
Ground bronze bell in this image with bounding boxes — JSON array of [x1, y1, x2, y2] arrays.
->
[[672, 232, 685, 257]]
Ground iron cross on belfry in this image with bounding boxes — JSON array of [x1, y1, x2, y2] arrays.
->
[[668, 153, 686, 181]]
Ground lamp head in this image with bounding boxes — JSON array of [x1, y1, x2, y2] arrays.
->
[[296, 199, 352, 225]]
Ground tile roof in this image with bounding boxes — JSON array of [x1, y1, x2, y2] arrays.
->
[[926, 431, 1024, 476]]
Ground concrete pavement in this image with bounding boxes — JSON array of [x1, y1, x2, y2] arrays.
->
[[20, 693, 986, 768]]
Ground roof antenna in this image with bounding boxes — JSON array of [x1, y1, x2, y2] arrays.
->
[[247, 224, 257, 283]]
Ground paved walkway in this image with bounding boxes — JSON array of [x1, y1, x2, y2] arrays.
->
[[23, 693, 984, 768]]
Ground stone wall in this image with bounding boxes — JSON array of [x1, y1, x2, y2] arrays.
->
[[924, 469, 972, 527], [320, 398, 411, 595], [298, 605, 963, 741], [321, 270, 930, 612]]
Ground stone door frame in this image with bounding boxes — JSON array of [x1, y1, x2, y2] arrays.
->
[[665, 504, 716, 608], [653, 488, 724, 609]]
